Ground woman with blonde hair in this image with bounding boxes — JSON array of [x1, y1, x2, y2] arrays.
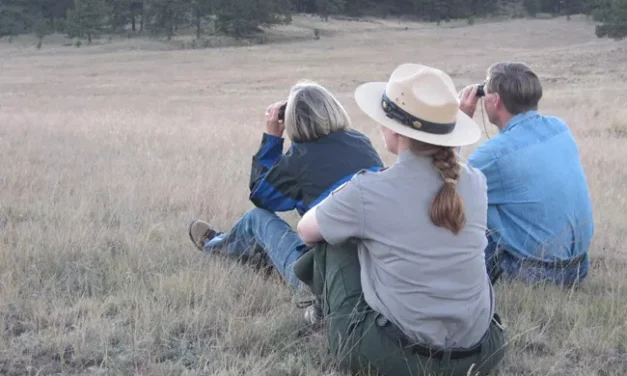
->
[[188, 80, 383, 289], [295, 64, 507, 376]]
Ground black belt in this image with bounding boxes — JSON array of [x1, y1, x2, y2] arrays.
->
[[375, 313, 503, 361]]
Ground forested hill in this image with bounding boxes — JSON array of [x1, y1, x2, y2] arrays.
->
[[1, 0, 625, 44]]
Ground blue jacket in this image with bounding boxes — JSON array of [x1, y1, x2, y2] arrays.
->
[[468, 111, 594, 263], [249, 129, 384, 216]]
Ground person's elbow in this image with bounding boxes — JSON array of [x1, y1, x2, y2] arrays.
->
[[296, 220, 319, 244], [249, 187, 295, 213], [297, 208, 323, 244]]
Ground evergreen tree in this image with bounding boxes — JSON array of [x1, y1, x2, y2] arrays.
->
[[130, 0, 144, 32], [432, 0, 450, 22], [524, 0, 540, 16], [107, 0, 134, 32], [292, 0, 317, 13], [594, 0, 627, 39], [215, 0, 291, 38], [37, 0, 74, 26], [539, 0, 561, 14], [33, 16, 50, 48], [565, 0, 584, 15], [66, 0, 110, 43], [316, 0, 345, 20], [0, 1, 28, 38], [190, 0, 213, 38], [144, 0, 188, 40], [343, 0, 368, 16]]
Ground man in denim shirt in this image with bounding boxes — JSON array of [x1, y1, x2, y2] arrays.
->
[[458, 62, 594, 286]]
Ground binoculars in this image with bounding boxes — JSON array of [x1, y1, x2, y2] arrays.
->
[[278, 103, 287, 122], [476, 84, 485, 97]]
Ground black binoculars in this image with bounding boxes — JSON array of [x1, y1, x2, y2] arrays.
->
[[278, 103, 287, 122], [476, 84, 485, 97]]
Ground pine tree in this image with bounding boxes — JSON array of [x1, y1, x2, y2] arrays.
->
[[565, 0, 583, 16], [37, 0, 74, 27], [66, 0, 110, 43], [316, 0, 345, 21], [130, 0, 144, 32], [190, 0, 213, 39], [33, 16, 50, 48], [0, 1, 28, 38], [539, 0, 561, 14], [431, 0, 450, 22], [343, 0, 367, 16], [524, 0, 540, 16], [144, 0, 188, 40], [595, 0, 627, 40], [107, 0, 134, 32], [215, 0, 291, 38], [292, 0, 317, 13]]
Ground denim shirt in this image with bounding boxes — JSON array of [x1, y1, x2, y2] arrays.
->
[[467, 111, 594, 262]]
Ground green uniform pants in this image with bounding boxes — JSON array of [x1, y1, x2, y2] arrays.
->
[[294, 241, 507, 376]]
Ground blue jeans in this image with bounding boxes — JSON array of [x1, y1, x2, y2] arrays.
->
[[485, 238, 589, 286], [203, 207, 310, 290]]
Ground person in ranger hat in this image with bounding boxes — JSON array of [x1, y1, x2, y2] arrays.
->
[[293, 64, 507, 376]]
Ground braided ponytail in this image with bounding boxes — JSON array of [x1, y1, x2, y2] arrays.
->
[[430, 147, 466, 234]]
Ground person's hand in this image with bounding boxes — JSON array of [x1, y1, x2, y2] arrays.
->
[[458, 85, 480, 118], [265, 101, 286, 138]]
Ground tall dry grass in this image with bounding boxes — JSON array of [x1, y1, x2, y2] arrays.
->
[[0, 14, 626, 376]]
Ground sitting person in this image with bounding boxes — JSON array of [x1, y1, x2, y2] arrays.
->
[[458, 62, 594, 286], [294, 64, 506, 376], [188, 80, 383, 289]]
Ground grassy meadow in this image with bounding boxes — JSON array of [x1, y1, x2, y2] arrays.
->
[[1, 13, 627, 376]]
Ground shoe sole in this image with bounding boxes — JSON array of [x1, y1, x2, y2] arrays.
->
[[188, 220, 205, 251]]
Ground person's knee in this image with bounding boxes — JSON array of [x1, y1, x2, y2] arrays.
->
[[241, 207, 278, 225], [245, 206, 274, 218]]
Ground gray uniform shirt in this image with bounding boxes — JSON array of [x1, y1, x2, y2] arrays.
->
[[315, 150, 494, 348]]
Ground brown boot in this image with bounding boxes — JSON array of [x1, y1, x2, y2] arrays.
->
[[188, 220, 222, 251]]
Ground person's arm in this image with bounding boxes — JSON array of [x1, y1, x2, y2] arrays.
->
[[249, 132, 284, 189], [297, 177, 364, 246], [249, 152, 302, 212], [458, 85, 480, 118], [297, 206, 322, 245], [248, 101, 301, 212], [467, 146, 504, 203]]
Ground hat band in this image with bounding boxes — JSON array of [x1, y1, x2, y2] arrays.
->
[[381, 93, 456, 135]]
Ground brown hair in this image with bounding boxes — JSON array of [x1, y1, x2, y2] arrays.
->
[[486, 62, 543, 115], [410, 141, 466, 235]]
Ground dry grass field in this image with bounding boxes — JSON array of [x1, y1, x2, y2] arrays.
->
[[1, 13, 627, 376]]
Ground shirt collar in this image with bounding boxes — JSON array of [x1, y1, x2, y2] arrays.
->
[[396, 149, 434, 167], [502, 110, 540, 133]]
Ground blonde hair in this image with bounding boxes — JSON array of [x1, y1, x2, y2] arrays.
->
[[410, 140, 466, 235], [284, 80, 350, 142]]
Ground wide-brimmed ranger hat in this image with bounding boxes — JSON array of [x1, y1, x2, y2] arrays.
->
[[354, 63, 481, 147]]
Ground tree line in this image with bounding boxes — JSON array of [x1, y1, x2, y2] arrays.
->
[[1, 0, 625, 46]]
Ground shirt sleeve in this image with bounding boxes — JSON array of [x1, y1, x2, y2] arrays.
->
[[250, 133, 284, 182], [467, 145, 504, 204], [315, 175, 364, 245], [249, 134, 302, 212]]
